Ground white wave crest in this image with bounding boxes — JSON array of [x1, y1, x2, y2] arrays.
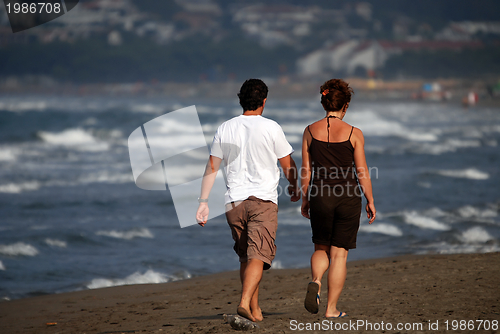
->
[[0, 181, 40, 193], [416, 139, 481, 155], [434, 168, 489, 180], [403, 211, 450, 231], [0, 242, 39, 256], [349, 110, 439, 142], [38, 128, 109, 152], [457, 206, 497, 219], [96, 228, 154, 240], [87, 269, 190, 289], [0, 261, 5, 270], [130, 104, 166, 114], [417, 241, 500, 255], [359, 223, 403, 237], [271, 260, 284, 269], [45, 238, 67, 248], [0, 171, 133, 194], [78, 171, 133, 184], [459, 227, 495, 244], [0, 147, 17, 161]]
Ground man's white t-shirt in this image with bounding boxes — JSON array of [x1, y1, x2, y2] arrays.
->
[[210, 115, 294, 205]]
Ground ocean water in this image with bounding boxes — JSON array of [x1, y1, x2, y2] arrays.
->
[[0, 95, 499, 300]]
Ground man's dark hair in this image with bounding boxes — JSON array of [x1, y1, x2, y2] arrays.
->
[[238, 79, 268, 111]]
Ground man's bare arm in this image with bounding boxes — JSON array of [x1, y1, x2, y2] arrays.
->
[[278, 154, 300, 202], [196, 155, 222, 226]]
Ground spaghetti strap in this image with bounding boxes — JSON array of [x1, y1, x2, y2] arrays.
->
[[307, 125, 313, 138], [348, 126, 354, 140]]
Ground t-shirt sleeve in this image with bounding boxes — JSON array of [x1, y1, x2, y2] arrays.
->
[[210, 127, 224, 159], [274, 124, 294, 159]]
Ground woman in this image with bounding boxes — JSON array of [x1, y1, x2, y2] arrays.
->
[[301, 79, 376, 318]]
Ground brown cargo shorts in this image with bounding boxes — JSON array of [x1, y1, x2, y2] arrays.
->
[[225, 196, 278, 270]]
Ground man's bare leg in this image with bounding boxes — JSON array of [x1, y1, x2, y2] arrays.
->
[[238, 259, 264, 322], [240, 262, 263, 321]]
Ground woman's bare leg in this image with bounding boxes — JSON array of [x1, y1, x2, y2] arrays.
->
[[325, 246, 348, 317], [311, 244, 331, 293]]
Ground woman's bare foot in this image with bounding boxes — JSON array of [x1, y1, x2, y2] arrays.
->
[[251, 307, 263, 322], [325, 310, 347, 318], [313, 279, 321, 294], [237, 306, 256, 322], [304, 281, 321, 314]]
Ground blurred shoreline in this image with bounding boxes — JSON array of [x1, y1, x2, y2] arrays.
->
[[1, 77, 499, 107]]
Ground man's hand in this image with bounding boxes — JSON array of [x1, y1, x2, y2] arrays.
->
[[196, 203, 209, 227]]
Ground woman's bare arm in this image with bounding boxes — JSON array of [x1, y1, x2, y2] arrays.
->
[[352, 128, 376, 224], [301, 128, 312, 219]]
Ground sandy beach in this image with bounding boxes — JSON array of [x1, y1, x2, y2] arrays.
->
[[0, 252, 498, 333]]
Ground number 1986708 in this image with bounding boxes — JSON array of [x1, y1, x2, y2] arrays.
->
[[6, 2, 61, 14], [444, 320, 498, 331]]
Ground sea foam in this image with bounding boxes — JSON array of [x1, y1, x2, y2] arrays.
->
[[38, 128, 109, 152], [0, 242, 39, 256], [460, 227, 495, 244], [271, 260, 284, 269], [403, 211, 450, 231], [0, 181, 40, 193], [418, 241, 500, 255], [434, 168, 489, 180], [96, 228, 154, 240], [0, 147, 17, 162], [359, 223, 403, 237], [45, 238, 67, 248], [0, 261, 5, 270], [457, 206, 498, 220], [349, 110, 439, 142], [86, 269, 191, 289]]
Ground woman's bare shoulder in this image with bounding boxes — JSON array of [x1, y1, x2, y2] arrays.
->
[[350, 127, 365, 147]]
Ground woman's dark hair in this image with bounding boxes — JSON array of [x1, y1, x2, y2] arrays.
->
[[238, 79, 268, 111], [320, 79, 354, 112]]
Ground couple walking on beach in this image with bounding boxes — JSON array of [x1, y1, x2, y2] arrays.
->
[[196, 78, 376, 322]]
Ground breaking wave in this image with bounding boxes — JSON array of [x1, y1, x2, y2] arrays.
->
[[95, 228, 154, 240], [0, 242, 39, 256], [86, 269, 191, 289]]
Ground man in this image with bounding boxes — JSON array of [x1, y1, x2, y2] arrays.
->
[[196, 79, 299, 322]]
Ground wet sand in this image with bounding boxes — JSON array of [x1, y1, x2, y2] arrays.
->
[[1, 252, 498, 333]]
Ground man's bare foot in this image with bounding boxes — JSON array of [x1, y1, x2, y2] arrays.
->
[[237, 306, 256, 322], [251, 307, 263, 322]]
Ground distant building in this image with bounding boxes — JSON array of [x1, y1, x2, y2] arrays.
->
[[233, 4, 315, 47], [436, 21, 500, 40], [297, 40, 388, 76]]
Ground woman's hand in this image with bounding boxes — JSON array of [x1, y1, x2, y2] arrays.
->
[[196, 203, 209, 227], [288, 184, 301, 202], [366, 202, 376, 224], [301, 199, 310, 219]]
